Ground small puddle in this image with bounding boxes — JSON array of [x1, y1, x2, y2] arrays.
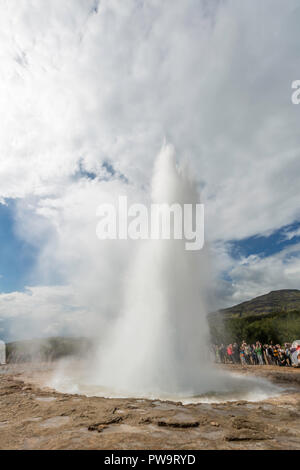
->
[[39, 416, 70, 428]]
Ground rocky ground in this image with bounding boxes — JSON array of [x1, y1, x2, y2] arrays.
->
[[0, 363, 299, 450]]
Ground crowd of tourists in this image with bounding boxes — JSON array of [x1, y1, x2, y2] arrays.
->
[[212, 341, 300, 367]]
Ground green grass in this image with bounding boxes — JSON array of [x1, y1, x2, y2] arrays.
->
[[209, 309, 300, 345], [208, 289, 300, 344]]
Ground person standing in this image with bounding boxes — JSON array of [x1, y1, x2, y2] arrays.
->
[[227, 344, 233, 363], [267, 344, 274, 365], [245, 343, 251, 365], [263, 344, 270, 364], [255, 341, 264, 365], [233, 343, 240, 364], [273, 345, 280, 365], [240, 342, 247, 366]]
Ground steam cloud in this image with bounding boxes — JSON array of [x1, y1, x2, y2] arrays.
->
[[89, 144, 216, 395], [48, 145, 282, 402]]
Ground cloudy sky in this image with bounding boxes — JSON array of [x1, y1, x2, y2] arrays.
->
[[1, 0, 300, 341]]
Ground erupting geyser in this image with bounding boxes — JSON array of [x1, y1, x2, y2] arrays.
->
[[93, 143, 219, 397], [50, 144, 283, 402]]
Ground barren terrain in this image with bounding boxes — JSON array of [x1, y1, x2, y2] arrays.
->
[[0, 363, 299, 450]]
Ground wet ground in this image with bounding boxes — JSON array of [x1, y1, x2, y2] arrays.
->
[[0, 362, 299, 449]]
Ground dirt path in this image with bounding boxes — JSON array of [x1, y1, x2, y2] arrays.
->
[[0, 363, 299, 450]]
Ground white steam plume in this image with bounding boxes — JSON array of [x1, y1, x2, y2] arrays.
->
[[91, 143, 216, 395]]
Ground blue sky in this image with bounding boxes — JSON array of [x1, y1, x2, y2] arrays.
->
[[0, 201, 38, 293], [229, 221, 300, 260]]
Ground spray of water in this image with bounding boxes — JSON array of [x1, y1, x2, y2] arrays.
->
[[89, 143, 220, 396], [48, 144, 283, 402]]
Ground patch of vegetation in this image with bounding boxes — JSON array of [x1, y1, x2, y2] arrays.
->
[[209, 310, 300, 345], [215, 289, 300, 319]]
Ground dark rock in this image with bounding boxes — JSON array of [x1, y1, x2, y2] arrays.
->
[[88, 415, 123, 431], [157, 418, 199, 428]]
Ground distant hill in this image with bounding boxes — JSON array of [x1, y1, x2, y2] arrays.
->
[[211, 289, 300, 319], [208, 289, 300, 344]]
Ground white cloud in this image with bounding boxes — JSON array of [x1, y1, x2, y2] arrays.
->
[[1, 0, 300, 237], [1, 0, 300, 335], [217, 244, 300, 308], [283, 226, 300, 241], [0, 285, 90, 340]]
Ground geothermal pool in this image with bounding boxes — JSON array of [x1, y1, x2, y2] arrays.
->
[[2, 362, 300, 450], [27, 145, 290, 407], [47, 360, 284, 404], [44, 146, 289, 405]]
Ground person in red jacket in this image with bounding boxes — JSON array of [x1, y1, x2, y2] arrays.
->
[[227, 344, 233, 364]]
